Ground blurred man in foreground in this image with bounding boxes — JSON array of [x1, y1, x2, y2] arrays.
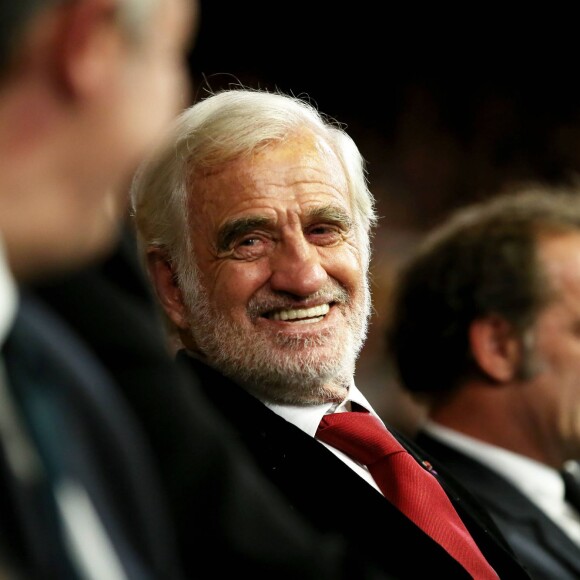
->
[[0, 0, 196, 576]]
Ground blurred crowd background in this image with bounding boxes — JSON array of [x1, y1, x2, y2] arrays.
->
[[187, 2, 580, 431]]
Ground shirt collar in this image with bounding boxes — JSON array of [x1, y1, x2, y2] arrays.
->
[[264, 382, 381, 437], [0, 234, 18, 347], [424, 420, 565, 502]]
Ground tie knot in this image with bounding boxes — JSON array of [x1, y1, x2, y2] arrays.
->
[[316, 411, 405, 466]]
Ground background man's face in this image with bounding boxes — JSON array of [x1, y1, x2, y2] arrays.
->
[[523, 232, 580, 458]]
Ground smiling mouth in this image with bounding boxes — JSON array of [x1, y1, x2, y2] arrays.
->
[[267, 303, 330, 322]]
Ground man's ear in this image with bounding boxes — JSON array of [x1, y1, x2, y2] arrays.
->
[[469, 315, 521, 382], [147, 248, 190, 330], [54, 0, 122, 98]]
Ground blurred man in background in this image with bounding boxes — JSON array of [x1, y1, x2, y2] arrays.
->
[[387, 186, 580, 579]]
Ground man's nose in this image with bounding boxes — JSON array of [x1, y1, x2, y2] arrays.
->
[[268, 237, 327, 296]]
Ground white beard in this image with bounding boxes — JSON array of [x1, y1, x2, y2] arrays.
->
[[179, 270, 372, 405]]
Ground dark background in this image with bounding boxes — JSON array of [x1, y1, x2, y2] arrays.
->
[[187, 2, 580, 430]]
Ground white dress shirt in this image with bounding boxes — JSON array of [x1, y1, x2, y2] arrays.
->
[[423, 420, 580, 546], [0, 234, 17, 347], [263, 383, 384, 494]]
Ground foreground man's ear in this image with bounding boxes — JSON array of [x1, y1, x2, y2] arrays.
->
[[54, 0, 124, 99]]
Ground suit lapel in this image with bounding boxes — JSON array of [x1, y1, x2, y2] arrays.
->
[[2, 298, 98, 578], [416, 431, 580, 577]]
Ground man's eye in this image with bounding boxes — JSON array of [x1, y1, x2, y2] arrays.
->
[[307, 224, 345, 244], [238, 237, 260, 247], [309, 225, 331, 235], [230, 235, 272, 260]]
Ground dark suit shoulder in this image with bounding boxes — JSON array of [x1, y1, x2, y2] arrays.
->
[[3, 291, 183, 579], [416, 431, 580, 579]]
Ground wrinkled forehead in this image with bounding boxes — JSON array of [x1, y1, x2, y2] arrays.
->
[[188, 129, 350, 215]]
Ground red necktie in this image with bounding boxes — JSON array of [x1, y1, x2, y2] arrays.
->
[[316, 410, 498, 579]]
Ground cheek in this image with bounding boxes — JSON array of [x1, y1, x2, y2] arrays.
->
[[534, 341, 580, 388], [211, 262, 271, 313], [323, 246, 365, 293]]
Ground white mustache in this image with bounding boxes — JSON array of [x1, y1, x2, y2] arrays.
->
[[247, 284, 349, 319]]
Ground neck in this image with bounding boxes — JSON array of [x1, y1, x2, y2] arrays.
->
[[429, 381, 566, 469]]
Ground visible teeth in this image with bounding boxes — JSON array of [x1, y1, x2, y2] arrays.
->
[[270, 303, 330, 321]]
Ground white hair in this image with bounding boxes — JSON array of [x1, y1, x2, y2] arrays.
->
[[130, 88, 378, 288]]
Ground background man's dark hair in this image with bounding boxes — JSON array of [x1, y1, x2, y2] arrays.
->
[[386, 184, 580, 402]]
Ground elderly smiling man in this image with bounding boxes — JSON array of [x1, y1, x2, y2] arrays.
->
[[131, 88, 531, 579]]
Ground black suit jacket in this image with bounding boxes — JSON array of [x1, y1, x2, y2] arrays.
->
[[415, 431, 580, 580], [31, 233, 396, 579], [179, 354, 532, 579], [1, 291, 184, 580]]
